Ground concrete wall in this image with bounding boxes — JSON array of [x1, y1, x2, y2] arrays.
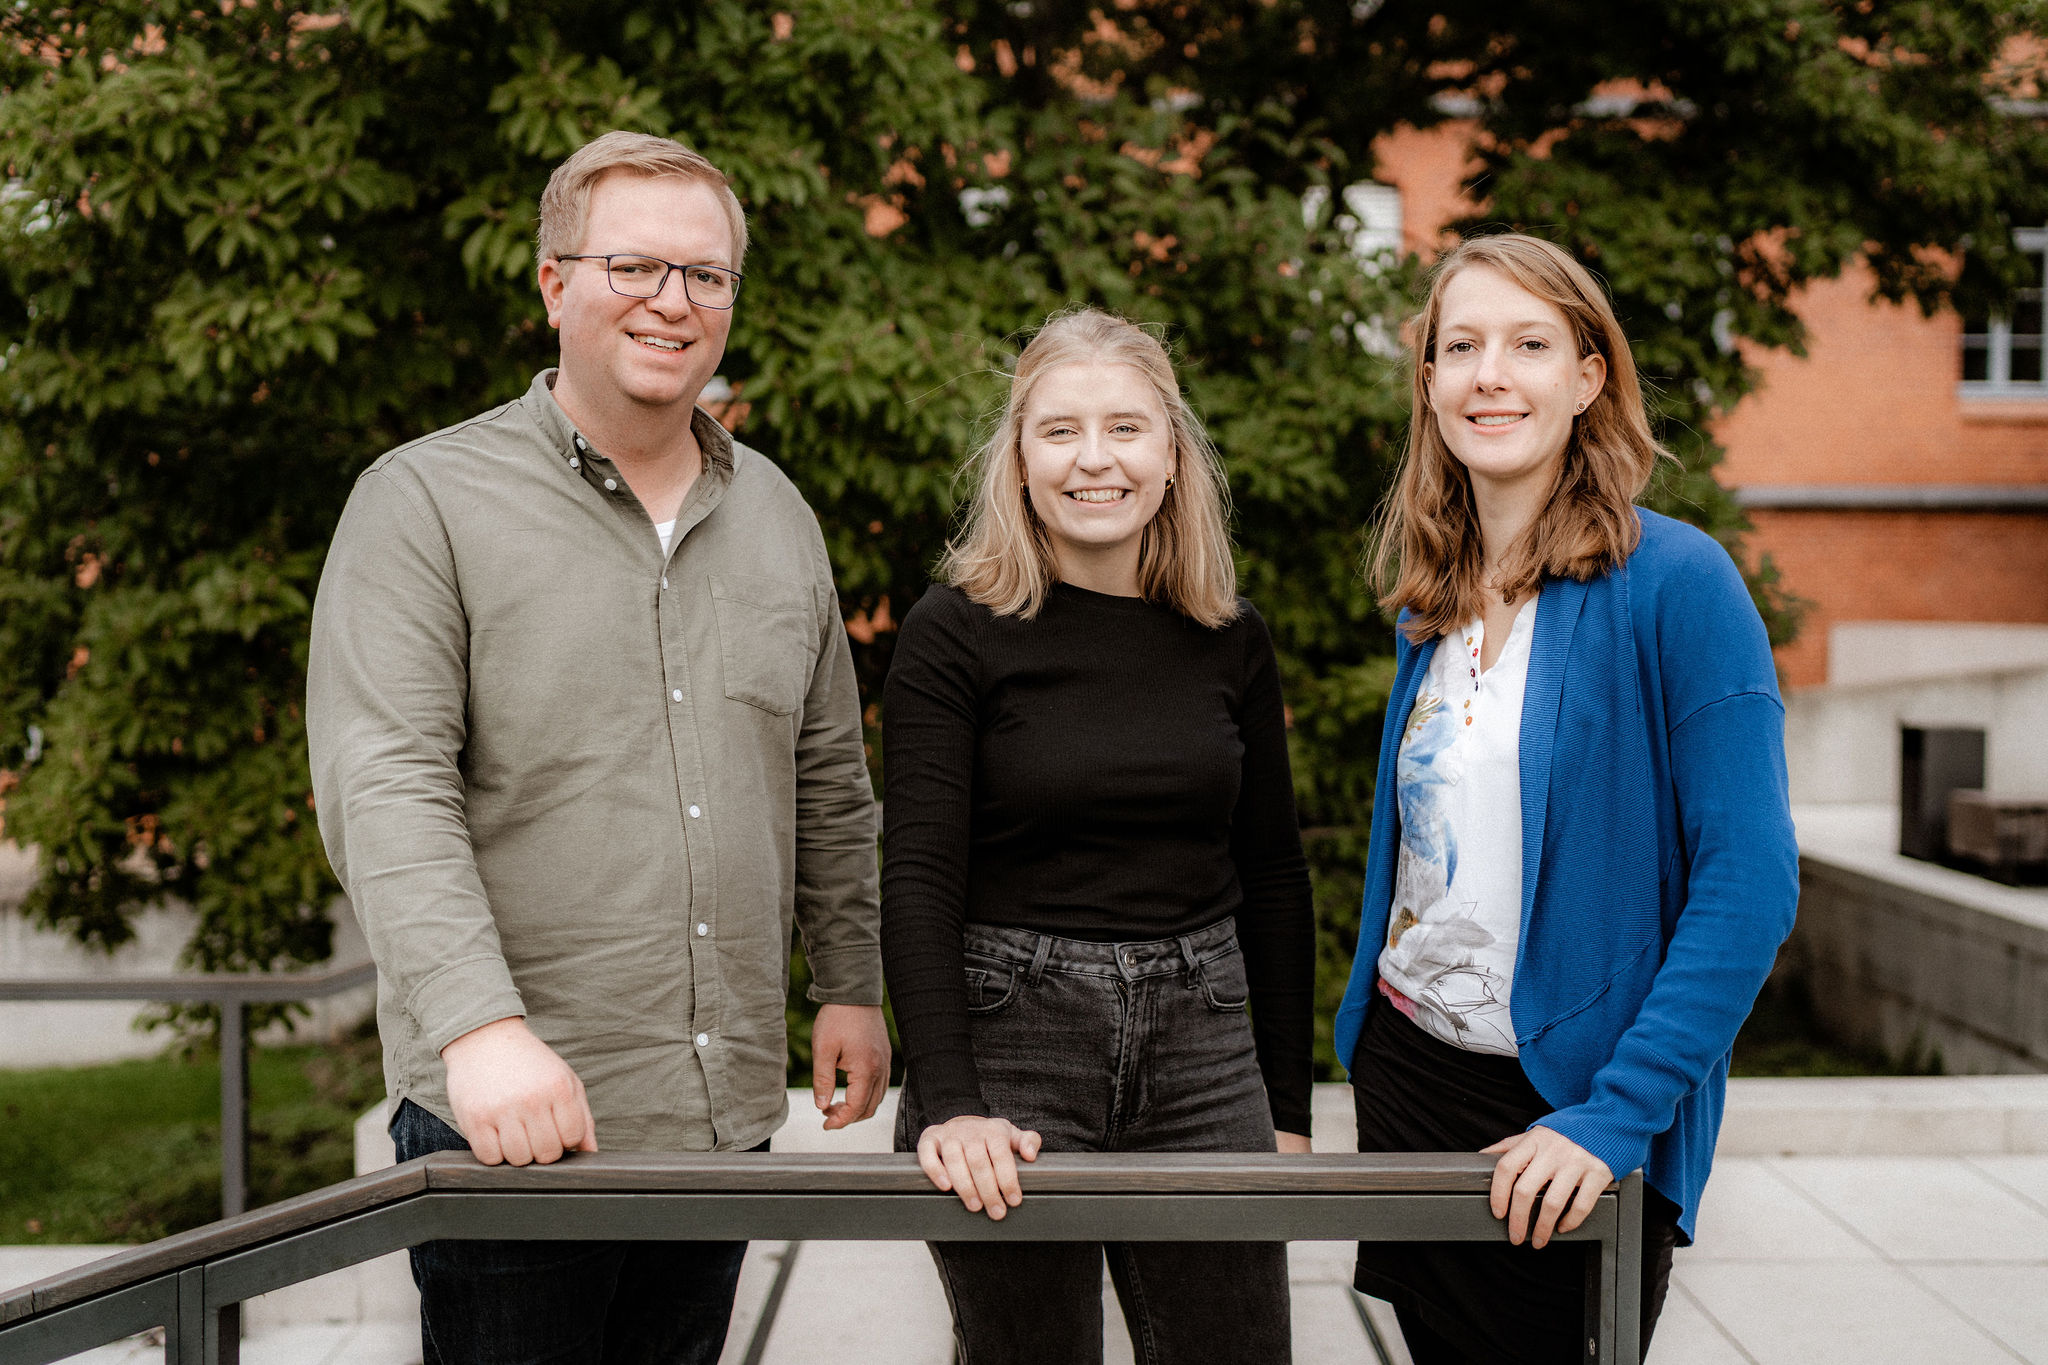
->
[[1782, 660, 2048, 807], [1776, 843, 2048, 1075], [0, 840, 374, 1070]]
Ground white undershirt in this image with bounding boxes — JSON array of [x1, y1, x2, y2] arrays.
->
[[655, 519, 676, 556], [1377, 599, 1536, 1056]]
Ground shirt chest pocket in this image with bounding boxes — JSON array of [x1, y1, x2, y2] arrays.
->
[[710, 573, 818, 716]]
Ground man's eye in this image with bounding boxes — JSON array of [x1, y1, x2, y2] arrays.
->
[[688, 268, 723, 285], [613, 262, 657, 276]]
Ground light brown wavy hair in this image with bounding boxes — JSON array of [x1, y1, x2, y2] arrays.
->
[[938, 307, 1239, 627], [1372, 233, 1666, 642]]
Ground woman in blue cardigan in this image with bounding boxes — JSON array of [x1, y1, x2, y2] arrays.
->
[[1332, 233, 1799, 1364]]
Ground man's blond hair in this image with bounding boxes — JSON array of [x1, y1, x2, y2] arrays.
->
[[536, 131, 748, 268]]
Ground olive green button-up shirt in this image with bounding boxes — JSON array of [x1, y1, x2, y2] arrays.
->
[[308, 371, 881, 1153]]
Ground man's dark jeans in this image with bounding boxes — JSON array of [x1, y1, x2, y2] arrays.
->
[[896, 917, 1292, 1365], [390, 1099, 749, 1365]]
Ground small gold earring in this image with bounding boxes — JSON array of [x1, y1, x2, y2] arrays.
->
[[1164, 474, 1176, 490]]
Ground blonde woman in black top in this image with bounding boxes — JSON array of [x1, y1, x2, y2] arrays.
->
[[881, 307, 1316, 1363]]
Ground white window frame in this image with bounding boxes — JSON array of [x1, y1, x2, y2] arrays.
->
[[1961, 227, 2047, 399]]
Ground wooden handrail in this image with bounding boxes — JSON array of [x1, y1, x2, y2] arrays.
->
[[2, 1149, 1527, 1323], [0, 1150, 1643, 1365]]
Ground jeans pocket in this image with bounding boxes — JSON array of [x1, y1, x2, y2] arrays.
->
[[963, 963, 1020, 1014], [1197, 946, 1250, 1012]]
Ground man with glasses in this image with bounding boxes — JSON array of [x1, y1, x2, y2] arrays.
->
[[308, 131, 889, 1364]]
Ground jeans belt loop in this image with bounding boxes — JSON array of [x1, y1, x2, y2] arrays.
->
[[1026, 933, 1053, 987], [1176, 933, 1202, 988]]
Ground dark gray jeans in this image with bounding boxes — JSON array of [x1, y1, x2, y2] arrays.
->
[[895, 917, 1291, 1365]]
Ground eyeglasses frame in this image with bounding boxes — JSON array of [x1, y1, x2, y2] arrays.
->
[[554, 254, 745, 309]]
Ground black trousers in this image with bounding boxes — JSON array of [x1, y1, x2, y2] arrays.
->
[[390, 1099, 758, 1365], [1350, 999, 1681, 1365]]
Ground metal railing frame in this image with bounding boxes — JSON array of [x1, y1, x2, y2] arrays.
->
[[0, 1151, 1645, 1365], [0, 960, 377, 1219]]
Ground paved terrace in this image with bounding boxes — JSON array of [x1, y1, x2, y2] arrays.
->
[[10, 1075, 2048, 1364]]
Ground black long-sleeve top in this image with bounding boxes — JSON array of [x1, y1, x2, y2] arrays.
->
[[880, 581, 1316, 1136]]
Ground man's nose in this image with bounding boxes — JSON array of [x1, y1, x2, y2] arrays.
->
[[648, 267, 695, 317]]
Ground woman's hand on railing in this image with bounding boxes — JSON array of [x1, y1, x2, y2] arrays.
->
[[442, 1016, 599, 1167], [1276, 1131, 1312, 1154], [1481, 1125, 1613, 1249], [915, 1115, 1043, 1220]]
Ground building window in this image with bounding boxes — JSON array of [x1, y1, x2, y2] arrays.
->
[[1301, 181, 1404, 269], [1962, 227, 2045, 395]]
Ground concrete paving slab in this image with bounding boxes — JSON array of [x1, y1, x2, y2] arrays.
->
[[1675, 1260, 2024, 1365], [718, 1239, 796, 1365], [1653, 1282, 1756, 1365], [1971, 1154, 2048, 1217], [1289, 1283, 1377, 1360], [743, 1239, 952, 1365], [1684, 1159, 1877, 1262], [1768, 1156, 2048, 1262], [1908, 1264, 2048, 1364], [1717, 1076, 2048, 1157]]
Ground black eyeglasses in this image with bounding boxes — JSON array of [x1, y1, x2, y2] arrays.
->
[[556, 254, 744, 309]]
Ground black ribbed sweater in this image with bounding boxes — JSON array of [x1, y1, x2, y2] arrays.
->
[[879, 581, 1315, 1136]]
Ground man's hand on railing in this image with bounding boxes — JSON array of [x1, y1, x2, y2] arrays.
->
[[1482, 1124, 1613, 1250], [916, 1115, 1044, 1220], [1276, 1131, 1312, 1154], [812, 1003, 892, 1130], [442, 1016, 599, 1166]]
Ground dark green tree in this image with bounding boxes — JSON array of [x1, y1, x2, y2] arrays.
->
[[2, 0, 2041, 1073]]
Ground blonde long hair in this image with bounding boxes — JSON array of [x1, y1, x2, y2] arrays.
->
[[1372, 234, 1666, 642], [939, 308, 1239, 627]]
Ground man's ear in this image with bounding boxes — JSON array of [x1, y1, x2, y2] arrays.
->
[[537, 258, 567, 330]]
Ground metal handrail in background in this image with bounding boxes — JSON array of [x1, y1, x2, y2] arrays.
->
[[0, 1151, 1645, 1365], [0, 960, 377, 1219]]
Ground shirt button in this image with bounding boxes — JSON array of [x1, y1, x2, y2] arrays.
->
[[568, 455, 581, 469], [604, 478, 618, 491], [661, 575, 669, 590], [696, 1033, 710, 1047], [696, 923, 709, 937], [671, 688, 683, 702], [688, 804, 702, 818]]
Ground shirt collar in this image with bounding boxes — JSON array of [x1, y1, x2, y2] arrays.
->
[[521, 368, 737, 482]]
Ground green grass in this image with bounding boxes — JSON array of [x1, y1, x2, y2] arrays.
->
[[0, 1024, 384, 1244]]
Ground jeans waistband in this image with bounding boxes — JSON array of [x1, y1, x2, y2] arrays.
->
[[962, 915, 1240, 983]]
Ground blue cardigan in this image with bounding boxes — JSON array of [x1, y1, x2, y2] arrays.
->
[[1331, 509, 1799, 1242]]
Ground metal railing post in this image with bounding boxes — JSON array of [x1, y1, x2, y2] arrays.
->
[[218, 999, 248, 1221]]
